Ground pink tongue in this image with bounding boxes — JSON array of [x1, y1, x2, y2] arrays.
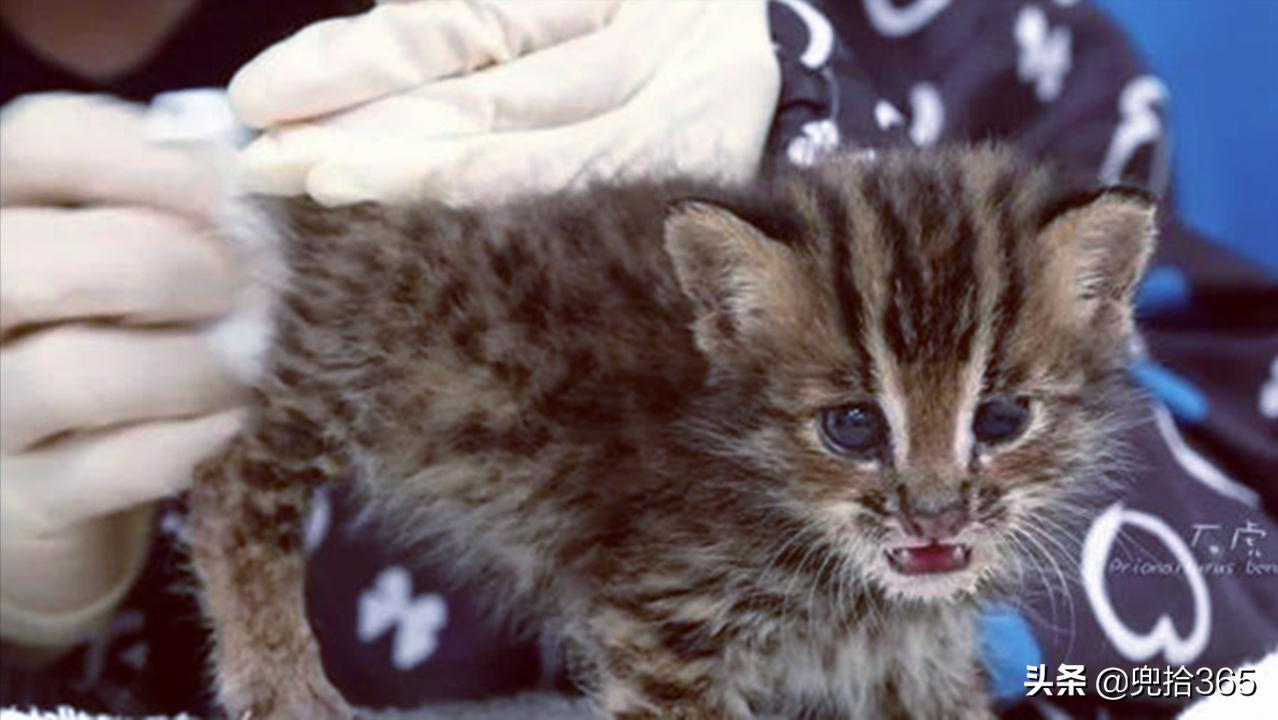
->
[[895, 544, 966, 574]]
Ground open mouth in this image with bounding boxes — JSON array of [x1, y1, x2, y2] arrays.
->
[[885, 543, 971, 575]]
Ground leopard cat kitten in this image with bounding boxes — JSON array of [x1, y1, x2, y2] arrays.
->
[[188, 145, 1155, 719]]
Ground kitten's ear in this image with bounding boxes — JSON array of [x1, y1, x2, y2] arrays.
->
[[664, 201, 806, 358], [1038, 187, 1157, 333]]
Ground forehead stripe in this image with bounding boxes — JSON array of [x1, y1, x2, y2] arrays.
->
[[861, 176, 923, 364], [984, 170, 1025, 389], [815, 179, 873, 386], [940, 212, 979, 363]]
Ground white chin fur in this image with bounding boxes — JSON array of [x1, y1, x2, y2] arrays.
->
[[876, 566, 979, 602]]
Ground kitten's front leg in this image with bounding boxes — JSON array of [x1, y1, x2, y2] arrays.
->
[[188, 431, 352, 719], [889, 659, 995, 720], [584, 628, 747, 720], [596, 671, 745, 720]]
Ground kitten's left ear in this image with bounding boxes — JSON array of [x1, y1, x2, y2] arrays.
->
[[664, 201, 808, 360], [1038, 187, 1158, 332]]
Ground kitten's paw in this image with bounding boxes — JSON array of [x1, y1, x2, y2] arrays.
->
[[220, 674, 354, 720]]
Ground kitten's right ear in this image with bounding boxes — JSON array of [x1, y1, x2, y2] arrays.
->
[[664, 201, 807, 359], [1037, 187, 1158, 336]]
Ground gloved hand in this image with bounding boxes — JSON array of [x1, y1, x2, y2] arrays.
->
[[0, 93, 246, 655], [229, 0, 780, 206]]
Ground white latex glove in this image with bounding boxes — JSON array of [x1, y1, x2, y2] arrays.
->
[[0, 93, 246, 653], [229, 0, 780, 206]]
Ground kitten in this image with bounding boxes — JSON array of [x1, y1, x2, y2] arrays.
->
[[188, 145, 1155, 719]]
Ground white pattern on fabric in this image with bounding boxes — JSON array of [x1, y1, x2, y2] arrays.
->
[[1261, 357, 1278, 419], [1081, 503, 1211, 665], [771, 0, 842, 167], [874, 100, 905, 131], [872, 86, 942, 148], [862, 0, 952, 37], [1014, 5, 1072, 102], [772, 0, 835, 69], [358, 566, 449, 671], [787, 119, 841, 167], [907, 83, 944, 146], [1099, 75, 1171, 193], [1152, 404, 1260, 508]]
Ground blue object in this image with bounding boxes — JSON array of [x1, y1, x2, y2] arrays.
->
[[980, 603, 1043, 701], [1135, 264, 1192, 316], [1129, 358, 1209, 422]]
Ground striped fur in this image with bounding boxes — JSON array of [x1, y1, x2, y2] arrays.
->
[[189, 145, 1154, 719]]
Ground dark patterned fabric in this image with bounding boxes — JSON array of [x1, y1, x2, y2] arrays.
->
[[2, 1, 1274, 716]]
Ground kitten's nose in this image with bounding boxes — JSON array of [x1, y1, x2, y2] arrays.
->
[[901, 506, 969, 541]]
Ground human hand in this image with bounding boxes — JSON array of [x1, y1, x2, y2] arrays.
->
[[229, 0, 780, 206], [0, 93, 246, 651]]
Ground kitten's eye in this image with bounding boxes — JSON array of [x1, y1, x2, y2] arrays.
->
[[973, 397, 1031, 445], [820, 404, 888, 456]]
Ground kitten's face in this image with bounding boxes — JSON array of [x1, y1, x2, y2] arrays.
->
[[667, 148, 1154, 602]]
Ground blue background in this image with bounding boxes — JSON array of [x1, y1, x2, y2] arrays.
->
[[1094, 0, 1278, 274]]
